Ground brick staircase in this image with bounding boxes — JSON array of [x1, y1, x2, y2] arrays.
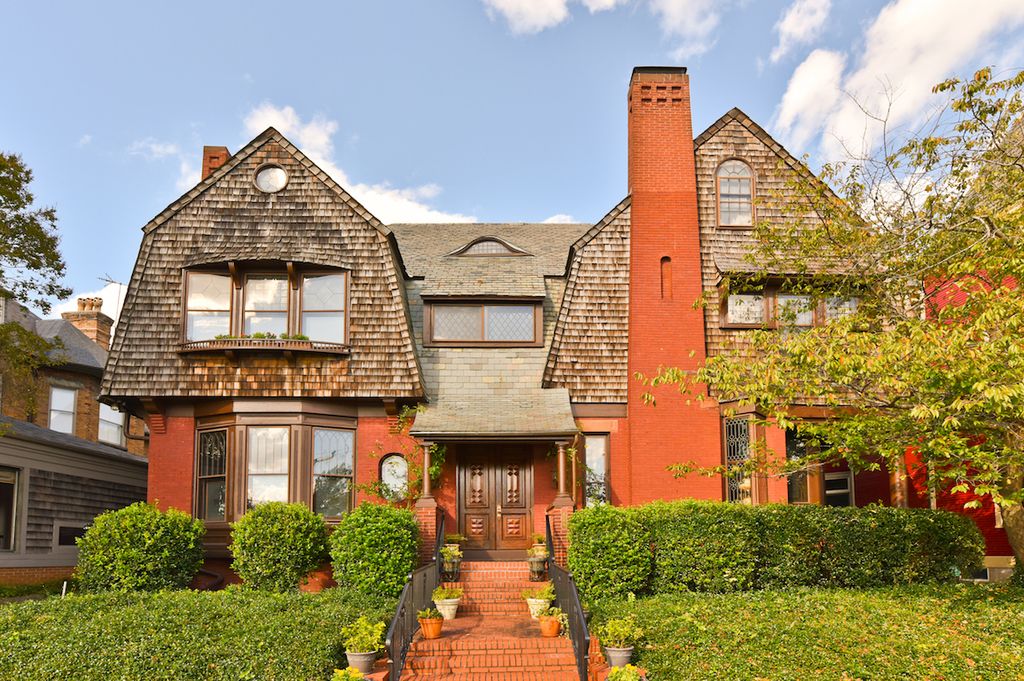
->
[[400, 561, 579, 680]]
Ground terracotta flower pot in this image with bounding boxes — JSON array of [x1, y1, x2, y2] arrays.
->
[[538, 615, 561, 638], [419, 617, 444, 639]]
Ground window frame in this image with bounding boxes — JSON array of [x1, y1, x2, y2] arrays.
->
[[183, 270, 233, 341], [299, 272, 349, 344], [98, 403, 126, 447], [424, 299, 544, 347], [582, 433, 611, 507], [715, 159, 755, 229], [823, 470, 855, 507], [0, 466, 18, 552], [48, 386, 77, 435], [195, 427, 230, 522]]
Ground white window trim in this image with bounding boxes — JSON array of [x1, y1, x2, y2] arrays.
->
[[823, 471, 855, 506], [98, 404, 126, 447], [48, 386, 77, 435], [0, 466, 18, 552]]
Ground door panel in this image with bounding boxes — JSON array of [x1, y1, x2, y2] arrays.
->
[[459, 447, 533, 551]]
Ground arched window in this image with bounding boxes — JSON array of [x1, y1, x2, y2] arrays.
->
[[448, 237, 530, 257], [380, 454, 409, 502], [716, 160, 753, 227]]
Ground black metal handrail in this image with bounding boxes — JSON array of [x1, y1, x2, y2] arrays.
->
[[385, 513, 444, 679], [547, 515, 589, 681]]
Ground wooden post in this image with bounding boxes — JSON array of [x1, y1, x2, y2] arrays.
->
[[552, 441, 574, 508], [415, 441, 439, 566], [418, 441, 434, 501]]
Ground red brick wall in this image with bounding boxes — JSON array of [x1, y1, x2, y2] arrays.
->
[[0, 565, 74, 586], [147, 414, 195, 513], [626, 68, 723, 504]]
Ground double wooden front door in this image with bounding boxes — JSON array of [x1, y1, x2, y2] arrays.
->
[[459, 446, 533, 551]]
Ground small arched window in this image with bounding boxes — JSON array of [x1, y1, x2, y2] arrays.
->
[[380, 454, 409, 502], [448, 237, 530, 257], [716, 160, 754, 227]]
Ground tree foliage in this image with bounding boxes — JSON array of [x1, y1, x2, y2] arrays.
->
[[641, 68, 1024, 564]]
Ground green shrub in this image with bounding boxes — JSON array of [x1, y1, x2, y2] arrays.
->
[[0, 587, 394, 680], [567, 505, 651, 602], [754, 504, 828, 588], [341, 615, 386, 653], [329, 503, 418, 598], [904, 508, 985, 582], [75, 502, 204, 592], [634, 501, 758, 593], [230, 502, 329, 592]]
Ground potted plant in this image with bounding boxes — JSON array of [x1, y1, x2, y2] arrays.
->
[[596, 615, 643, 669], [341, 616, 385, 674], [607, 664, 645, 681], [440, 543, 463, 581], [332, 668, 365, 681], [522, 583, 555, 619], [537, 606, 565, 638], [432, 585, 464, 620], [444, 532, 467, 548], [531, 532, 546, 549], [526, 544, 548, 581], [418, 607, 444, 639]]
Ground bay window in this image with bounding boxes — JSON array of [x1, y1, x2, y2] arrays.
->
[[243, 275, 288, 336], [312, 428, 354, 517], [301, 274, 346, 343], [186, 272, 231, 340], [246, 427, 290, 507], [197, 429, 227, 521]]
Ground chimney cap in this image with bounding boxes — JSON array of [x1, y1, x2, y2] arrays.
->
[[631, 66, 688, 80]]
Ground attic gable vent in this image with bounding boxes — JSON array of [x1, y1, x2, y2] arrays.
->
[[448, 237, 530, 257]]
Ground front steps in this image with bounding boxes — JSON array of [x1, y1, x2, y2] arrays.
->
[[400, 561, 579, 680]]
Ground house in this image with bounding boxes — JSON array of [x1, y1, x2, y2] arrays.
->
[[101, 67, 1013, 577], [0, 297, 147, 585]]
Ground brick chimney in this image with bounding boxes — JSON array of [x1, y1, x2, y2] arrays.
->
[[62, 297, 114, 350], [624, 66, 723, 504], [201, 146, 231, 180]]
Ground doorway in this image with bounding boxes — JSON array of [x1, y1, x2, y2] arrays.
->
[[458, 445, 533, 556]]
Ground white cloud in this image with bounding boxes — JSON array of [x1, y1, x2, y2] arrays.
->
[[770, 0, 831, 64], [243, 103, 474, 224], [543, 213, 577, 223], [128, 137, 180, 160], [775, 49, 846, 150], [482, 0, 572, 34], [176, 159, 200, 192], [76, 134, 92, 148], [775, 0, 1024, 160], [649, 0, 726, 61]]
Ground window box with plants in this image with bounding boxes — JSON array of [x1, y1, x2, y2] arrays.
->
[[178, 333, 350, 355], [522, 583, 555, 620], [341, 616, 386, 674], [595, 615, 644, 669], [417, 607, 444, 639], [432, 585, 464, 621]]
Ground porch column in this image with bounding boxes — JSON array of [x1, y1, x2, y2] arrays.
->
[[547, 440, 575, 567], [415, 441, 439, 565], [889, 452, 909, 508]]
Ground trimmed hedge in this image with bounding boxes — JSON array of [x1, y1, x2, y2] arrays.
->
[[230, 502, 329, 592], [76, 502, 204, 592], [567, 504, 651, 600], [590, 585, 1024, 680], [329, 503, 418, 598], [0, 588, 394, 680], [568, 501, 984, 600]]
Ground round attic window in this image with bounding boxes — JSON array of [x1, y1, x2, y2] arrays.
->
[[254, 165, 288, 193]]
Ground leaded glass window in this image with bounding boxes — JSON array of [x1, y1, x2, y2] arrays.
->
[[727, 294, 765, 325], [724, 417, 752, 503], [717, 160, 754, 227], [431, 303, 537, 343], [247, 427, 289, 507], [433, 305, 482, 341], [485, 305, 534, 341], [583, 434, 609, 506], [243, 275, 288, 336], [380, 454, 408, 503], [186, 272, 231, 340], [777, 295, 815, 327], [197, 430, 227, 521], [313, 429, 354, 517], [461, 239, 520, 256], [301, 273, 346, 343]]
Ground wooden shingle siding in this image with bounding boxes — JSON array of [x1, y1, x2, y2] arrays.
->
[[543, 199, 631, 403], [102, 130, 423, 400], [25, 469, 145, 553]]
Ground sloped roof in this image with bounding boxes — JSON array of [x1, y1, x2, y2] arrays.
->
[[0, 416, 146, 466], [410, 389, 577, 438], [390, 223, 589, 297], [1, 300, 106, 375]]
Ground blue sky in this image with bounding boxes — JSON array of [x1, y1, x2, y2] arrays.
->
[[3, 0, 1023, 318]]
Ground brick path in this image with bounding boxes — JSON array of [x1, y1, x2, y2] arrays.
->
[[400, 561, 579, 680]]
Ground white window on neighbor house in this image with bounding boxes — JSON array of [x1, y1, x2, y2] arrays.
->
[[0, 467, 17, 551], [49, 386, 76, 434], [824, 471, 854, 507], [99, 404, 125, 446], [583, 434, 610, 506]]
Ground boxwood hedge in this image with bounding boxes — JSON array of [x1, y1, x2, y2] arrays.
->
[[0, 588, 394, 681], [230, 502, 329, 592], [568, 501, 984, 600], [329, 503, 418, 598]]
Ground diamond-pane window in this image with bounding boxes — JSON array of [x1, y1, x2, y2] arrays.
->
[[430, 303, 537, 343], [313, 429, 354, 516], [485, 305, 534, 341], [301, 273, 346, 343], [454, 238, 527, 256], [244, 275, 288, 336], [433, 305, 483, 341]]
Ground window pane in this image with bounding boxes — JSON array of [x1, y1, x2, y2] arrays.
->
[[380, 455, 408, 502], [0, 468, 16, 551], [302, 312, 345, 343], [244, 276, 288, 310], [248, 475, 288, 507], [302, 274, 345, 311], [187, 273, 230, 310], [248, 427, 289, 474], [462, 240, 516, 255], [827, 297, 859, 320], [200, 479, 226, 521], [313, 429, 354, 476], [50, 387, 75, 412], [433, 305, 482, 341], [187, 311, 230, 340], [724, 417, 751, 503], [244, 311, 288, 336], [727, 295, 764, 325], [824, 473, 852, 507], [198, 430, 227, 477], [99, 404, 124, 445], [313, 476, 350, 516], [50, 411, 74, 434], [484, 305, 534, 341], [584, 435, 608, 506], [777, 295, 814, 326], [57, 526, 85, 547]]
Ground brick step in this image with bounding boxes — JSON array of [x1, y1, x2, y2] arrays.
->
[[406, 651, 576, 670], [402, 672, 579, 681]]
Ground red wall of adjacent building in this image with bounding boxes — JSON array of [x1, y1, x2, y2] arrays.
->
[[147, 414, 195, 513]]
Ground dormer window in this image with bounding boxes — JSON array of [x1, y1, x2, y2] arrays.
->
[[425, 300, 542, 346], [449, 237, 530, 257], [716, 160, 754, 228], [183, 267, 348, 344]]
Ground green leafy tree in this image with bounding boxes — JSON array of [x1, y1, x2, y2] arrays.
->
[[642, 69, 1024, 570], [0, 152, 70, 418]]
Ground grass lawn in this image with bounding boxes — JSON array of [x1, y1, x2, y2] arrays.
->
[[591, 584, 1024, 681], [0, 587, 394, 681]]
